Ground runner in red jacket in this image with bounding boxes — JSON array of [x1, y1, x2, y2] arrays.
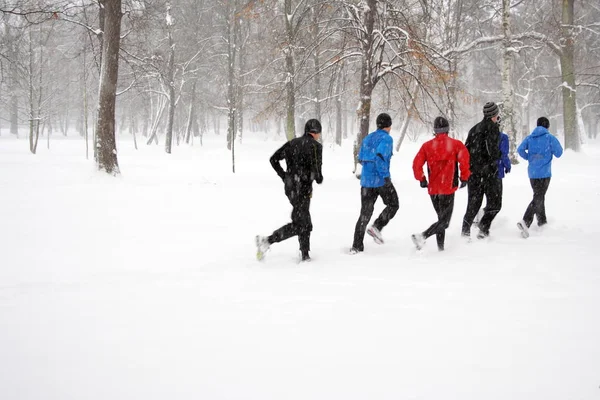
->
[[411, 117, 470, 251]]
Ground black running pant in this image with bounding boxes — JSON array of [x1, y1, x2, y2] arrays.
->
[[523, 178, 551, 228], [269, 186, 313, 254], [352, 183, 399, 251], [423, 194, 455, 250], [462, 175, 503, 235]]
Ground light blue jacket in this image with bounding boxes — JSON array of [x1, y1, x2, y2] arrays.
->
[[517, 126, 563, 179], [358, 129, 393, 188]]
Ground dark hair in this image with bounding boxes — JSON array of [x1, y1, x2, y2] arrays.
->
[[433, 116, 449, 134], [304, 119, 322, 134], [536, 117, 550, 129], [376, 113, 392, 129]]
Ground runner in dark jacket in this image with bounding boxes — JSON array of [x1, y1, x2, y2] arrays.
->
[[462, 102, 503, 239], [411, 117, 470, 251], [255, 119, 323, 262], [473, 130, 511, 225]]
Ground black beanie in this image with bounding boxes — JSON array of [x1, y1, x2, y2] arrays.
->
[[376, 113, 392, 129], [433, 116, 449, 134], [483, 102, 499, 118], [537, 117, 550, 129], [304, 119, 322, 134]]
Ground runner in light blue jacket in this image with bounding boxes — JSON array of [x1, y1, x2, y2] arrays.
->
[[516, 117, 563, 238]]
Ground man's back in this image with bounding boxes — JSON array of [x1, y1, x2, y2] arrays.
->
[[413, 133, 470, 195], [465, 118, 501, 177], [517, 126, 563, 179], [358, 129, 393, 188], [271, 135, 323, 184]]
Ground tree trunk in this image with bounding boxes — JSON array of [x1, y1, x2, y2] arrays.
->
[[185, 80, 197, 144], [501, 0, 518, 163], [226, 0, 238, 173], [164, 3, 175, 154], [236, 17, 245, 144], [95, 0, 122, 175], [28, 29, 36, 154], [560, 0, 579, 151], [83, 39, 89, 159], [356, 0, 376, 151], [284, 0, 296, 141], [312, 4, 321, 121]]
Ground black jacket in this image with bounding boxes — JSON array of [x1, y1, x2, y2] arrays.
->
[[465, 118, 501, 178], [270, 134, 323, 197]]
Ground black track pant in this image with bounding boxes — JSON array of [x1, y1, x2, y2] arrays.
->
[[523, 178, 551, 228], [269, 188, 312, 254], [423, 194, 455, 250], [462, 175, 502, 235], [352, 183, 399, 251]]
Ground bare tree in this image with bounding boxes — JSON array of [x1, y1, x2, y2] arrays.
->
[[95, 0, 122, 175]]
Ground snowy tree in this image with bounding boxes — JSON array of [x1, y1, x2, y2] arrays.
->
[[95, 0, 122, 175]]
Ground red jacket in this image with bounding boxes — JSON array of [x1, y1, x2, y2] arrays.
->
[[412, 133, 471, 195]]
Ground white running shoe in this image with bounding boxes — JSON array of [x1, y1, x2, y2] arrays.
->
[[367, 226, 384, 244], [349, 247, 362, 255], [255, 235, 271, 260], [411, 233, 426, 250], [516, 221, 529, 239]]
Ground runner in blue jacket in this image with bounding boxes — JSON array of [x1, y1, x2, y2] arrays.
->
[[350, 113, 399, 253], [516, 117, 563, 238]]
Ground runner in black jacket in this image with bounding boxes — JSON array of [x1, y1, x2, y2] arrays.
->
[[462, 102, 503, 239], [256, 119, 323, 262]]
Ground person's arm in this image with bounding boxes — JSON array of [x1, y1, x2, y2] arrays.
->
[[269, 142, 288, 180], [551, 135, 564, 158], [412, 145, 427, 182], [464, 125, 475, 152], [375, 136, 393, 179], [314, 142, 323, 184], [517, 137, 529, 160], [500, 133, 511, 172], [457, 142, 471, 182]]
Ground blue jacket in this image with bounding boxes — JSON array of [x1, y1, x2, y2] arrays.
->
[[517, 126, 563, 179], [358, 129, 393, 188], [498, 132, 511, 178]]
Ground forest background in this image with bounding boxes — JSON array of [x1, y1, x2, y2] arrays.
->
[[0, 0, 599, 174]]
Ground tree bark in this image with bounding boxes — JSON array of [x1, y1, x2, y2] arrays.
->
[[501, 0, 518, 163], [95, 0, 122, 175], [560, 0, 579, 151], [356, 0, 376, 150], [164, 3, 175, 154], [226, 0, 238, 173], [284, 0, 296, 141]]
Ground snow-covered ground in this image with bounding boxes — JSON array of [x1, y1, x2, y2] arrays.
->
[[1, 132, 599, 400]]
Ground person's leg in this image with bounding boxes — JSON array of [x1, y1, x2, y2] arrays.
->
[[352, 187, 377, 251], [522, 179, 538, 227], [372, 183, 399, 231], [462, 176, 484, 236], [478, 178, 503, 235], [295, 193, 313, 258], [268, 189, 306, 245], [423, 195, 442, 239], [436, 195, 454, 250], [533, 178, 551, 226]]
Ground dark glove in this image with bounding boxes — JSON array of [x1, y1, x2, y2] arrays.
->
[[419, 179, 428, 188], [505, 166, 511, 174], [460, 180, 468, 189], [316, 176, 323, 184], [384, 177, 393, 187]]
